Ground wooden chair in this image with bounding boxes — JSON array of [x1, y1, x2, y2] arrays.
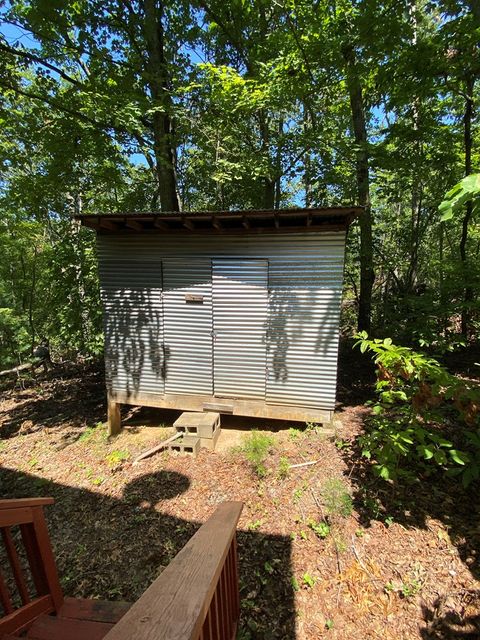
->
[[0, 498, 243, 640]]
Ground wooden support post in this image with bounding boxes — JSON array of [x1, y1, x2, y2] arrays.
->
[[107, 398, 121, 436]]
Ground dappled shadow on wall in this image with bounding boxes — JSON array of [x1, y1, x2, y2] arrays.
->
[[265, 286, 341, 386], [0, 467, 296, 638], [103, 287, 168, 397]]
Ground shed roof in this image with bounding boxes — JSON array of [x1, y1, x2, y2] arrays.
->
[[75, 206, 362, 234]]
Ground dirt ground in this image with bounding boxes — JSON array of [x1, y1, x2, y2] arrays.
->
[[0, 356, 479, 639]]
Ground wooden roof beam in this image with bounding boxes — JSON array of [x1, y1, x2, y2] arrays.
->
[[182, 216, 194, 231], [212, 216, 223, 231], [125, 219, 143, 231], [154, 219, 169, 231], [274, 212, 280, 229], [82, 218, 101, 230], [100, 219, 119, 231]]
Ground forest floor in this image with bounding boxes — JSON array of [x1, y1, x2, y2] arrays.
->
[[0, 351, 479, 639]]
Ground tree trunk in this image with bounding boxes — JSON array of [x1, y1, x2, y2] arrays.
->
[[274, 117, 283, 209], [142, 0, 180, 211], [342, 43, 374, 333], [259, 110, 275, 209], [460, 75, 475, 336]]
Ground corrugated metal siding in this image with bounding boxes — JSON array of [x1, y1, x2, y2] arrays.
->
[[163, 259, 213, 395], [99, 260, 164, 395], [97, 232, 346, 411], [212, 259, 268, 399]]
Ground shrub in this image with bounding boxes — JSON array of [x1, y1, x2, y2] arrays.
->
[[241, 431, 274, 477], [321, 478, 353, 518], [278, 456, 290, 479], [307, 519, 330, 538], [355, 333, 480, 486], [106, 450, 130, 467]]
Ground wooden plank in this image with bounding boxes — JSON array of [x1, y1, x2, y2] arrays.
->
[[98, 223, 347, 235], [0, 499, 53, 511], [182, 217, 195, 231], [81, 219, 101, 231], [0, 567, 13, 615], [212, 216, 223, 231], [0, 596, 54, 636], [0, 509, 33, 528], [109, 389, 333, 423], [232, 536, 240, 620], [30, 510, 63, 611], [133, 432, 182, 464], [99, 220, 119, 231], [102, 502, 243, 640], [27, 614, 113, 640], [125, 220, 143, 231], [2, 527, 31, 605], [202, 403, 234, 414], [20, 523, 49, 597], [154, 219, 169, 231], [58, 598, 131, 624]]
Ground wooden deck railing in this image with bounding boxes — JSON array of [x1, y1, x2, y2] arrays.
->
[[0, 498, 63, 636], [103, 501, 244, 640], [0, 499, 243, 640]]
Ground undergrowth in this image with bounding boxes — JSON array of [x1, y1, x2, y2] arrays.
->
[[241, 431, 275, 477], [355, 333, 480, 486]]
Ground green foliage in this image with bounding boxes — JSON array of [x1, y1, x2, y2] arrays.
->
[[400, 578, 422, 599], [77, 423, 104, 443], [105, 450, 130, 468], [355, 333, 480, 486], [278, 456, 290, 479], [302, 572, 316, 589], [288, 428, 302, 441], [321, 479, 353, 518], [0, 0, 479, 368], [307, 519, 330, 539], [439, 174, 480, 222], [241, 431, 275, 478]]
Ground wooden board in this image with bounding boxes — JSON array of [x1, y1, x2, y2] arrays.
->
[[101, 502, 243, 640], [27, 614, 113, 640], [0, 596, 54, 636], [108, 390, 333, 424], [58, 598, 131, 625]]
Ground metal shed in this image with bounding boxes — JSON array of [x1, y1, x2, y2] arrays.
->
[[77, 207, 361, 433]]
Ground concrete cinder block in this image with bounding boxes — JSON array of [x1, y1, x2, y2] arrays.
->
[[168, 436, 200, 458], [174, 412, 221, 439], [199, 428, 222, 451]]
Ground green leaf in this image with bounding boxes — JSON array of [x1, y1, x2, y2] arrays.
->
[[449, 449, 470, 466]]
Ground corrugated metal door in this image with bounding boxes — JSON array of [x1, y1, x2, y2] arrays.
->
[[212, 259, 268, 399], [163, 259, 213, 395]]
